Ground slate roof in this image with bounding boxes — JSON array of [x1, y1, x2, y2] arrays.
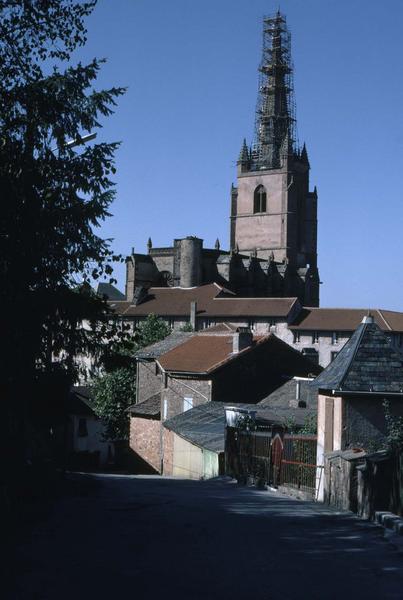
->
[[97, 282, 126, 301], [313, 318, 403, 394], [258, 378, 317, 410], [256, 378, 317, 427], [163, 402, 247, 453], [129, 393, 161, 418], [108, 283, 299, 319], [69, 386, 96, 417], [290, 307, 403, 332], [135, 331, 194, 360], [255, 406, 316, 427], [163, 399, 315, 454]]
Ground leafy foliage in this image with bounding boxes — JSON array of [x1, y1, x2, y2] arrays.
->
[[282, 413, 317, 435], [383, 400, 403, 452], [92, 367, 136, 441], [135, 314, 171, 348], [92, 315, 171, 441]]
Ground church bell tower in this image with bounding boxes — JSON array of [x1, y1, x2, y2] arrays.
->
[[230, 12, 320, 306]]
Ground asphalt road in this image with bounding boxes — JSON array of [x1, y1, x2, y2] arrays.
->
[[9, 474, 403, 599]]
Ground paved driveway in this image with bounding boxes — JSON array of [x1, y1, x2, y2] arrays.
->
[[9, 474, 403, 599]]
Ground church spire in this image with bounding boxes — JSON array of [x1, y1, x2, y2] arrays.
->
[[252, 12, 296, 170], [300, 142, 309, 167]]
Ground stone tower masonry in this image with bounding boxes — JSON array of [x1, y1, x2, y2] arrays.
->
[[230, 12, 320, 305], [123, 12, 320, 307]]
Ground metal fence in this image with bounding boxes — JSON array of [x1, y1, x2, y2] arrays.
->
[[226, 427, 319, 497], [279, 435, 318, 494]]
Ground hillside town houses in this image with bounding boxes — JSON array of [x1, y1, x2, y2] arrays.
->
[[101, 280, 403, 369], [94, 11, 403, 517]]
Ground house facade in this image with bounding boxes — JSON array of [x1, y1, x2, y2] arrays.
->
[[129, 328, 321, 475], [105, 282, 403, 368], [314, 315, 403, 501]]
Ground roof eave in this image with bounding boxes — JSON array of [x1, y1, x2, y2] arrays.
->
[[318, 388, 403, 397]]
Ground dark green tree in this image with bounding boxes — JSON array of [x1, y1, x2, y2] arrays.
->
[[0, 1, 125, 475], [135, 314, 172, 348], [92, 368, 136, 441], [92, 315, 171, 441]]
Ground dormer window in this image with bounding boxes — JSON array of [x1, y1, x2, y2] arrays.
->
[[253, 185, 267, 213]]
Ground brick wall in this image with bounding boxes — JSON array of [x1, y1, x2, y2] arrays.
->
[[129, 416, 161, 473], [162, 428, 174, 476]]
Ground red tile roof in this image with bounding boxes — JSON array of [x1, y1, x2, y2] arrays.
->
[[157, 334, 268, 374], [290, 308, 403, 332], [156, 333, 322, 377], [109, 284, 298, 318]]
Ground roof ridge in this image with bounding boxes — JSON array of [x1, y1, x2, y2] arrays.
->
[[212, 297, 296, 301], [338, 322, 367, 389], [377, 309, 392, 331]]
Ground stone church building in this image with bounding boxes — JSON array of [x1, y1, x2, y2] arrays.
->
[[126, 12, 320, 307], [102, 12, 403, 370]]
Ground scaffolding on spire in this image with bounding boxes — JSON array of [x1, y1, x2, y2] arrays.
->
[[251, 12, 298, 170]]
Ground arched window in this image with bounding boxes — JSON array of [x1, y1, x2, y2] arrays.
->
[[253, 185, 267, 213]]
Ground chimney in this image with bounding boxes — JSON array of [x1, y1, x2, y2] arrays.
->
[[190, 301, 197, 331], [232, 327, 253, 354]]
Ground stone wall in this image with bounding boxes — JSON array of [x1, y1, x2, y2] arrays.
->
[[136, 361, 162, 404], [343, 396, 403, 451], [129, 416, 161, 473], [161, 377, 211, 420]]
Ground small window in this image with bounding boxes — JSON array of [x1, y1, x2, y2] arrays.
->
[[183, 397, 193, 412], [293, 331, 300, 343], [253, 185, 267, 213], [332, 331, 339, 345], [312, 331, 319, 344], [248, 319, 256, 331], [78, 418, 88, 437]]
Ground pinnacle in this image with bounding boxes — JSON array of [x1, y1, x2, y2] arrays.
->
[[238, 138, 249, 163]]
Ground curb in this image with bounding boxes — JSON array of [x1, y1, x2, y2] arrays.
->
[[375, 511, 403, 535], [375, 511, 403, 552]]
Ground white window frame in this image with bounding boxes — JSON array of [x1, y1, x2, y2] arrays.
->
[[183, 397, 193, 412]]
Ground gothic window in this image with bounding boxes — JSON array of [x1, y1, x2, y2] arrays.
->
[[253, 185, 267, 213]]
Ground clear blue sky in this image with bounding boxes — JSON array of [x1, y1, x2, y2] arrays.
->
[[74, 0, 403, 310]]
